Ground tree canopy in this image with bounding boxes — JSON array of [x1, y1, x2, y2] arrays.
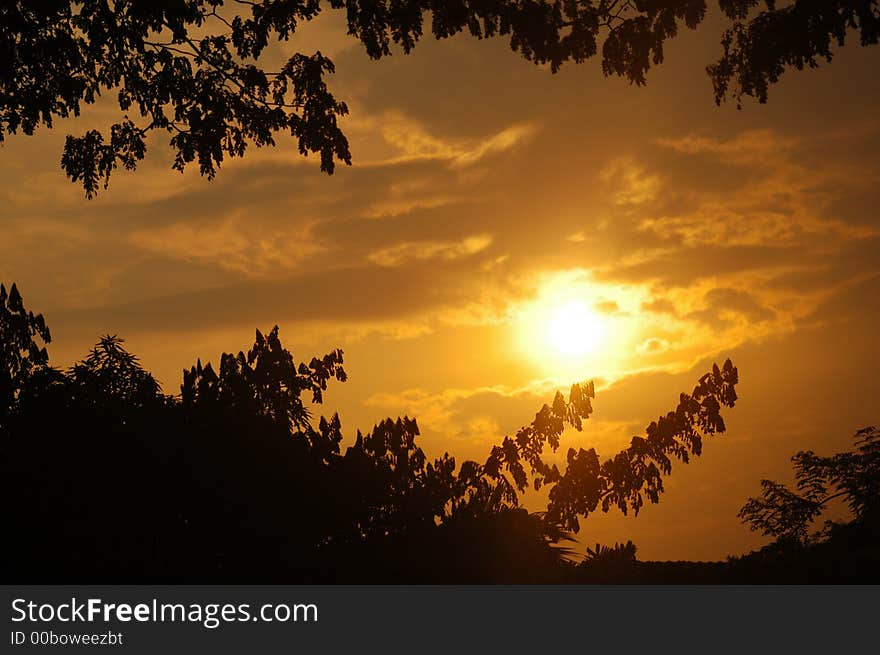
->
[[1, 282, 739, 581], [739, 426, 880, 543], [0, 283, 51, 437], [2, 1, 877, 195]]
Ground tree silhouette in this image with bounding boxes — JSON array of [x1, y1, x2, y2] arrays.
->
[[72, 335, 162, 406], [1, 282, 742, 582], [471, 360, 739, 533], [0, 283, 51, 440], [3, 1, 877, 195], [710, 1, 880, 107], [739, 426, 880, 544]]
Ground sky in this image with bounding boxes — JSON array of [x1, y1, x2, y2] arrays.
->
[[2, 7, 879, 561]]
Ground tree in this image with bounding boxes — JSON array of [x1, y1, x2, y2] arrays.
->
[[1, 281, 741, 581], [72, 335, 162, 407], [482, 359, 739, 533], [2, 1, 877, 196], [0, 283, 51, 438], [738, 426, 880, 544]]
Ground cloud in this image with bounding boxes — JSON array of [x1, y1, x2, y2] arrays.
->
[[129, 218, 324, 276], [595, 299, 622, 314], [9, 117, 877, 404], [367, 234, 492, 267], [687, 288, 776, 329], [654, 129, 800, 163], [578, 124, 880, 378], [641, 298, 677, 315], [637, 337, 670, 355], [599, 157, 662, 206], [346, 110, 539, 169]]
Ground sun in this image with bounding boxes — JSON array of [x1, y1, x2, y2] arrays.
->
[[511, 272, 633, 381], [546, 300, 605, 356]]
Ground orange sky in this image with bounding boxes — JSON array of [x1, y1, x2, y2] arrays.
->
[[2, 8, 879, 560]]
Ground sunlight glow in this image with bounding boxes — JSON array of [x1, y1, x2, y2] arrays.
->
[[510, 270, 651, 384], [546, 300, 605, 356], [512, 274, 615, 381]]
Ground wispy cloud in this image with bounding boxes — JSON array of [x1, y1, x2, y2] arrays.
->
[[350, 111, 539, 168], [128, 218, 325, 276], [368, 234, 492, 266]]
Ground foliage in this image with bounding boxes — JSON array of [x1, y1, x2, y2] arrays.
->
[[710, 1, 880, 107], [738, 426, 880, 543], [2, 2, 877, 195], [584, 539, 638, 564], [182, 325, 346, 439], [72, 335, 162, 407], [1, 282, 738, 581], [0, 283, 51, 436]]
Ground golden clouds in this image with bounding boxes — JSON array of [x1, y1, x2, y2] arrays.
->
[[345, 109, 539, 169], [367, 234, 492, 267], [599, 157, 662, 206], [128, 219, 324, 276], [573, 125, 880, 385], [654, 129, 800, 162], [640, 129, 880, 248], [637, 337, 669, 355]]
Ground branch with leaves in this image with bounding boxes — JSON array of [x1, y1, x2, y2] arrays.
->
[[739, 426, 880, 543], [466, 360, 739, 533], [3, 2, 877, 195], [0, 283, 51, 431]]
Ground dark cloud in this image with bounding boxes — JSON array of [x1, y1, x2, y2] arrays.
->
[[50, 256, 504, 341], [687, 288, 776, 329]]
